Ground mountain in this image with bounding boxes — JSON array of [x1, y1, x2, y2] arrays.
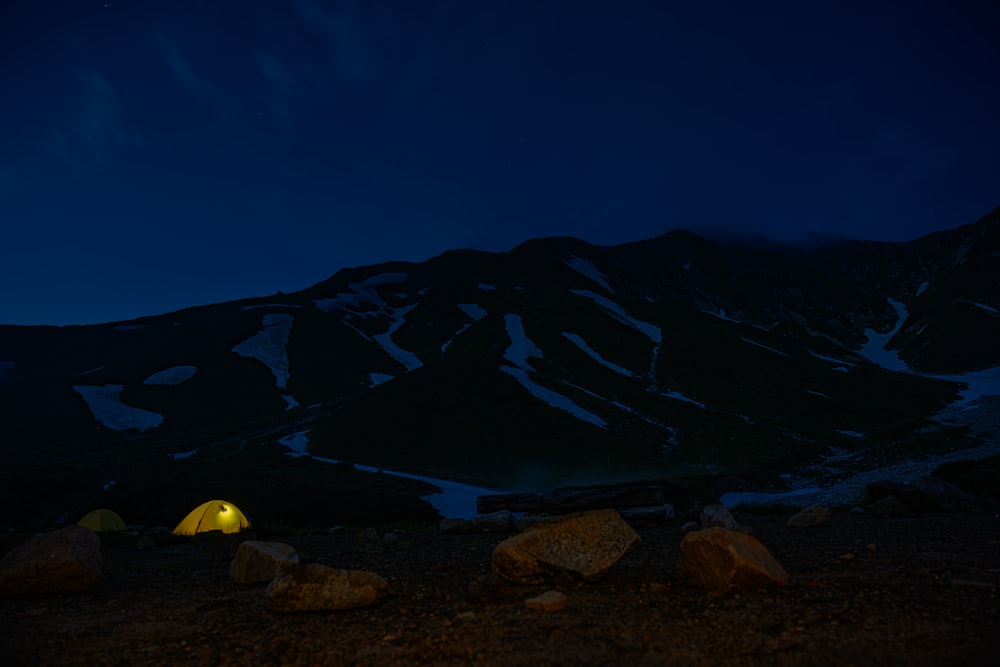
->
[[1, 208, 998, 532]]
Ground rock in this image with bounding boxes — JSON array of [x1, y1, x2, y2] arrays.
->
[[492, 508, 640, 585], [265, 564, 389, 612], [381, 532, 400, 547], [136, 536, 155, 551], [681, 521, 701, 534], [440, 518, 473, 534], [515, 514, 552, 531], [787, 504, 830, 528], [230, 541, 299, 584], [867, 480, 921, 507], [0, 525, 102, 597], [867, 495, 912, 517], [354, 528, 380, 549], [525, 590, 567, 612], [620, 504, 676, 525], [473, 510, 514, 533], [700, 504, 738, 530], [677, 527, 788, 594], [467, 572, 517, 603], [908, 476, 981, 513]]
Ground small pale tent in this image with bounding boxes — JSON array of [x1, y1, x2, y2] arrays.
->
[[172, 499, 251, 536], [78, 509, 126, 532]]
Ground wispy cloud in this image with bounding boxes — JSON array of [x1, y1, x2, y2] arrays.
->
[[0, 163, 21, 200], [45, 66, 133, 172], [292, 0, 383, 84], [155, 34, 229, 109]]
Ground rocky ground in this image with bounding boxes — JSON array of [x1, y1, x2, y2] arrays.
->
[[2, 509, 999, 666]]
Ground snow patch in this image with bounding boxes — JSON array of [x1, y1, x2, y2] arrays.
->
[[172, 449, 198, 460], [143, 365, 197, 386], [457, 303, 487, 321], [232, 313, 294, 389], [501, 314, 606, 428], [282, 394, 299, 410], [314, 272, 408, 313], [373, 303, 422, 371], [567, 256, 613, 292], [860, 298, 908, 372], [369, 372, 395, 387], [278, 430, 311, 457], [478, 283, 496, 291], [562, 332, 635, 377], [571, 290, 662, 342], [740, 337, 790, 358], [73, 384, 164, 432]]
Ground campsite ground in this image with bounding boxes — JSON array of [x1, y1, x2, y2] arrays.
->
[[2, 509, 999, 666]]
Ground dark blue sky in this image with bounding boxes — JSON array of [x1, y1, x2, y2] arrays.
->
[[2, 1, 998, 325]]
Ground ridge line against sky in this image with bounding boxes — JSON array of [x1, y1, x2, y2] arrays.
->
[[1, 0, 998, 326]]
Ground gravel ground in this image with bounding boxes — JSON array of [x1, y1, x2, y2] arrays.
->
[[2, 510, 999, 666]]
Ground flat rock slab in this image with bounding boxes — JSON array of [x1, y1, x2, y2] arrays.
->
[[492, 508, 640, 585], [265, 563, 389, 612]]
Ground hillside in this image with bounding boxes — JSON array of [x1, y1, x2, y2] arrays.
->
[[1, 208, 998, 532]]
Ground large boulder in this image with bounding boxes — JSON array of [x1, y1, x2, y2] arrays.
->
[[0, 525, 102, 597], [265, 564, 389, 612], [492, 508, 640, 585], [909, 476, 981, 512], [230, 541, 299, 584], [677, 527, 788, 594]]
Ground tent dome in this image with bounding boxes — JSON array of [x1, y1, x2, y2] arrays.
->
[[78, 509, 126, 532], [172, 500, 251, 536]]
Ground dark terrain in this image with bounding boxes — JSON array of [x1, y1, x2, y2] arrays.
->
[[3, 510, 998, 666]]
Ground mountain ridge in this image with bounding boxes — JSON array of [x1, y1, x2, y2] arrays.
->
[[1, 208, 998, 532]]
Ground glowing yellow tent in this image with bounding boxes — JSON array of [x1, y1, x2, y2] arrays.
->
[[78, 509, 126, 532], [172, 500, 251, 536]]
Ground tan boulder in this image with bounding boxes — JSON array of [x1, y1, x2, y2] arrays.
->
[[492, 508, 640, 585], [265, 563, 389, 612], [0, 525, 102, 597], [787, 504, 830, 528], [677, 527, 788, 594], [230, 540, 299, 584]]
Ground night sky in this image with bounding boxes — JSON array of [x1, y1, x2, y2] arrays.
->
[[2, 1, 998, 326]]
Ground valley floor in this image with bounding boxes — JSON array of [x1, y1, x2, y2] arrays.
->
[[2, 511, 999, 666]]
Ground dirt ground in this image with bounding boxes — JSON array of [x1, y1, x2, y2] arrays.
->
[[2, 510, 999, 666]]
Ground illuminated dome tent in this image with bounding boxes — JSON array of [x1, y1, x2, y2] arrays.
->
[[78, 509, 126, 532], [172, 500, 251, 536]]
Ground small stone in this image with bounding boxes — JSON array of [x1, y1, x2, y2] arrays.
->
[[787, 504, 830, 528], [136, 536, 156, 551], [440, 518, 473, 534], [525, 590, 567, 612], [354, 528, 380, 549], [473, 510, 513, 533], [867, 495, 912, 518]]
